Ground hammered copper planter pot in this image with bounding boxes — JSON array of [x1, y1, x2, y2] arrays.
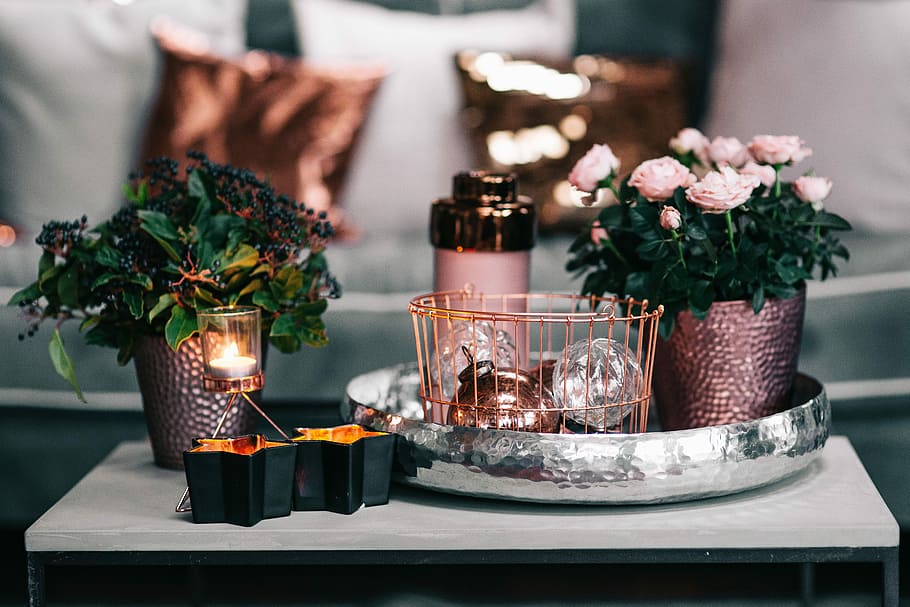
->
[[653, 289, 806, 431], [133, 335, 258, 469]]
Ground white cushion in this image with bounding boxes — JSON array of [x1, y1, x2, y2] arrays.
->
[[291, 0, 575, 235], [704, 0, 910, 233], [0, 0, 247, 238]]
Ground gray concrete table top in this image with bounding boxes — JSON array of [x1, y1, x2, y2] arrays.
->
[[25, 436, 898, 554]]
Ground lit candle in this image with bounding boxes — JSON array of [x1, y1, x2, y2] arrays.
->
[[207, 342, 258, 379]]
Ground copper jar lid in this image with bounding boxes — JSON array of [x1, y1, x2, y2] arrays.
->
[[430, 171, 536, 252]]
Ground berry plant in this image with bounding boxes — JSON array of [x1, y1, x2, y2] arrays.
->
[[10, 152, 339, 401]]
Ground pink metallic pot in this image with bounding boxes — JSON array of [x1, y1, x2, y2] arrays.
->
[[653, 288, 806, 430], [133, 336, 258, 469]]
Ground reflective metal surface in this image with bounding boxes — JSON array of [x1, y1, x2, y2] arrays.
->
[[342, 363, 829, 505], [654, 290, 806, 430]]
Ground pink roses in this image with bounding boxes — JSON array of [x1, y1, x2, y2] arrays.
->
[[685, 166, 761, 214], [568, 144, 620, 193], [659, 206, 682, 231], [793, 176, 833, 210], [747, 135, 812, 165], [627, 156, 695, 202]]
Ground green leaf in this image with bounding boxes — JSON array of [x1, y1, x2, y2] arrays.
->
[[193, 287, 222, 307], [49, 328, 85, 403], [38, 250, 55, 277], [250, 264, 272, 277], [252, 290, 279, 312], [95, 245, 122, 269], [689, 280, 715, 315], [598, 204, 625, 228], [137, 210, 181, 262], [775, 261, 810, 285], [294, 299, 328, 316], [269, 334, 300, 354], [188, 169, 214, 205], [272, 265, 304, 301], [752, 284, 766, 314], [624, 271, 650, 299], [90, 272, 121, 290], [270, 312, 298, 337], [38, 263, 63, 294], [138, 210, 180, 240], [124, 290, 144, 319], [685, 223, 708, 240], [148, 293, 176, 322], [123, 180, 149, 204], [808, 211, 852, 230], [57, 265, 80, 308], [629, 205, 660, 238], [164, 306, 197, 351], [238, 279, 264, 298], [635, 239, 667, 261], [220, 243, 259, 274], [127, 273, 153, 290], [116, 330, 136, 366], [7, 283, 40, 306]]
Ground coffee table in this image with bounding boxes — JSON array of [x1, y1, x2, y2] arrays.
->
[[25, 436, 899, 606]]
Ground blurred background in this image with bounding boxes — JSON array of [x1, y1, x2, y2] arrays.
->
[[0, 0, 908, 604]]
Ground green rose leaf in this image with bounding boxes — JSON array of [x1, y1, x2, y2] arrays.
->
[[50, 328, 85, 403], [685, 223, 708, 241], [624, 271, 650, 299], [689, 280, 714, 316], [629, 205, 660, 239], [635, 239, 667, 261], [808, 211, 852, 231], [752, 283, 766, 314]]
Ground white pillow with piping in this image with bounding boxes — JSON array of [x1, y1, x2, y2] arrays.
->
[[291, 0, 576, 236]]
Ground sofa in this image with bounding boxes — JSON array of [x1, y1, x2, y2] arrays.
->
[[0, 0, 908, 545]]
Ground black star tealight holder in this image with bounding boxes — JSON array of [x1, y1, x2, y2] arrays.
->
[[177, 306, 290, 515]]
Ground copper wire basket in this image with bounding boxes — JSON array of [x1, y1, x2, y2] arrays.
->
[[408, 289, 663, 434]]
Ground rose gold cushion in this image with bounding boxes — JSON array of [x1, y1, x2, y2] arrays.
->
[[141, 25, 385, 239]]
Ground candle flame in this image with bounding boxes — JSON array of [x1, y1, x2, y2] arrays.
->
[[223, 341, 240, 358]]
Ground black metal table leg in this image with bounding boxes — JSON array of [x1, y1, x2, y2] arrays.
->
[[882, 546, 900, 607], [26, 552, 45, 607]]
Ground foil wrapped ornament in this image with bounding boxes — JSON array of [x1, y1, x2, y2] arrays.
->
[[447, 354, 559, 433], [428, 321, 516, 399], [552, 338, 642, 432]]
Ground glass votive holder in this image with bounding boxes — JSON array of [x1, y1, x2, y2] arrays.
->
[[198, 306, 264, 393]]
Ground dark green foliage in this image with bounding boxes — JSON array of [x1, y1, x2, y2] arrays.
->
[[10, 153, 340, 399]]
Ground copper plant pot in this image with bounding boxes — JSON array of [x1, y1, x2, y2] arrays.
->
[[133, 335, 258, 469], [653, 289, 806, 431]]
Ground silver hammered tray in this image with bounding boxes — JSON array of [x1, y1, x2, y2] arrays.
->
[[341, 363, 830, 505]]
